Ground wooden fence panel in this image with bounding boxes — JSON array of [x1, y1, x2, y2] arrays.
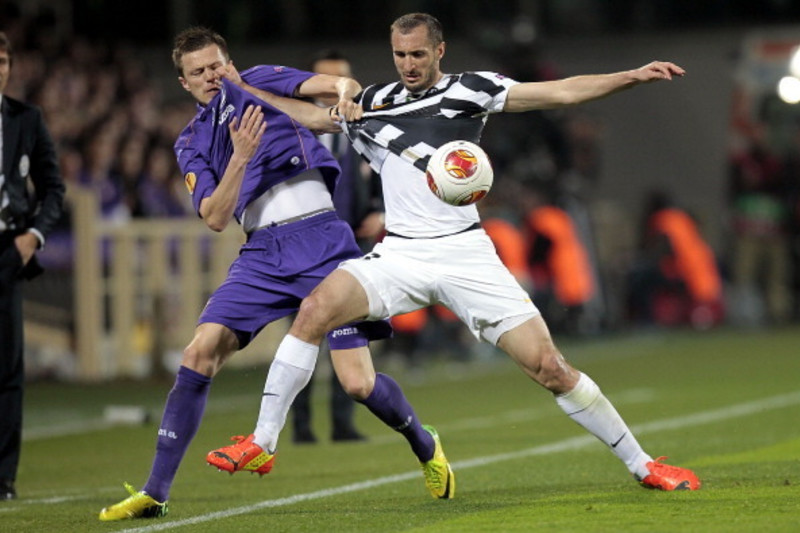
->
[[67, 187, 282, 381]]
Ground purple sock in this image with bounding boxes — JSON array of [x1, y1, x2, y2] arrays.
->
[[142, 366, 211, 502], [358, 373, 434, 462]]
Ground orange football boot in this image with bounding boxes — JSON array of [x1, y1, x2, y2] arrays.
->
[[206, 434, 275, 476], [639, 456, 700, 491]]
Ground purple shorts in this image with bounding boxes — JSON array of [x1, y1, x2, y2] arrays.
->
[[199, 211, 391, 349]]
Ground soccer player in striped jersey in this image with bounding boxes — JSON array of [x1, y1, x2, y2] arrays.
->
[[210, 12, 699, 496]]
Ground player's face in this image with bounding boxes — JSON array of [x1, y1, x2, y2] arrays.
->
[[178, 44, 230, 105], [391, 25, 444, 93]]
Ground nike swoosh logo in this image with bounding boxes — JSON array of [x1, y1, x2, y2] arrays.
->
[[262, 392, 280, 397], [611, 432, 627, 448], [443, 467, 453, 498]]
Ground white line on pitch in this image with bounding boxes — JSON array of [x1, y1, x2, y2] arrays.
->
[[2, 388, 656, 514], [118, 390, 800, 533]]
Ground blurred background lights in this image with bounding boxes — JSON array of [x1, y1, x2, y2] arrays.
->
[[777, 75, 800, 103], [789, 45, 800, 77]]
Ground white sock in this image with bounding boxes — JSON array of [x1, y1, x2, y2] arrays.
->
[[253, 335, 319, 452], [555, 372, 652, 479]]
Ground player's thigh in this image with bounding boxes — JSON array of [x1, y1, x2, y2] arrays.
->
[[338, 243, 436, 319], [495, 314, 552, 367], [296, 269, 372, 338]]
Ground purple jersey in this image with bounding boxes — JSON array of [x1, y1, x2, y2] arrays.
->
[[174, 65, 340, 222]]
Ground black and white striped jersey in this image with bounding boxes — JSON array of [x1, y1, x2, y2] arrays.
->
[[341, 71, 517, 237]]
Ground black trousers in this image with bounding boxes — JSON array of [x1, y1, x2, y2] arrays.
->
[[0, 233, 24, 482]]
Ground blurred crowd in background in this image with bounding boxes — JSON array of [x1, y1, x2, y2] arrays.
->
[[4, 1, 800, 378], [2, 2, 196, 273]]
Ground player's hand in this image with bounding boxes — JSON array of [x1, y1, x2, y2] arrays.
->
[[223, 62, 243, 85], [229, 105, 266, 161], [334, 98, 364, 122], [633, 61, 685, 82]]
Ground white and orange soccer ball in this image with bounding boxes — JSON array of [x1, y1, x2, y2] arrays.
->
[[425, 140, 494, 206]]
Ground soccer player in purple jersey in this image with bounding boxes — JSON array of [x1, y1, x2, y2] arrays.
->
[[209, 12, 699, 499], [99, 27, 432, 521]]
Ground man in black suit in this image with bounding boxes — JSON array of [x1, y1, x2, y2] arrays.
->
[[0, 31, 64, 501]]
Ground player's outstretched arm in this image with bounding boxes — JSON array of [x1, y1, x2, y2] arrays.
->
[[504, 61, 685, 112], [235, 79, 343, 133], [296, 74, 363, 122]]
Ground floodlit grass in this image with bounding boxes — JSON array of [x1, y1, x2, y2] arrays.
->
[[4, 326, 800, 532]]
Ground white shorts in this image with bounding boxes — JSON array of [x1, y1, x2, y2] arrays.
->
[[339, 228, 539, 345]]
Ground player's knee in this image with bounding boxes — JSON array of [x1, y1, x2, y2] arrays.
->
[[339, 373, 375, 401], [535, 347, 577, 393], [516, 340, 573, 391], [295, 295, 333, 336], [181, 344, 219, 377]]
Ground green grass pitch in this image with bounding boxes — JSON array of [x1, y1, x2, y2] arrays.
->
[[4, 326, 800, 532]]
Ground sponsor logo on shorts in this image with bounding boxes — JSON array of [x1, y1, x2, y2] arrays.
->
[[330, 326, 358, 338]]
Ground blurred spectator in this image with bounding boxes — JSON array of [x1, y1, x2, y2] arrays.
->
[[728, 123, 792, 325], [137, 145, 189, 218], [2, 6, 194, 235], [114, 131, 149, 217], [627, 191, 724, 329], [79, 129, 130, 224], [520, 184, 596, 335], [783, 126, 800, 321]]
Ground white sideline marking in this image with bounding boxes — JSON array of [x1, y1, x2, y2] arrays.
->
[[0, 486, 121, 513], [119, 390, 800, 532]]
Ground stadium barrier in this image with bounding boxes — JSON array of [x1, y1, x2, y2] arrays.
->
[[48, 187, 287, 381]]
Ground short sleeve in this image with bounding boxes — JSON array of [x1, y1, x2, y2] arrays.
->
[[459, 71, 519, 114], [174, 119, 218, 216], [241, 65, 315, 97]]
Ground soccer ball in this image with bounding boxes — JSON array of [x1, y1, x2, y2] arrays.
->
[[425, 140, 493, 206]]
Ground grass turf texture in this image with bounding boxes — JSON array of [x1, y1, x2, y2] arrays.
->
[[4, 326, 799, 532]]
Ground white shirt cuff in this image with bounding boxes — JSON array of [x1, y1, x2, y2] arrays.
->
[[27, 228, 45, 249]]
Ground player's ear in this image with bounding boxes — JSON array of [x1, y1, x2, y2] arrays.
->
[[437, 41, 446, 61], [178, 76, 190, 92]]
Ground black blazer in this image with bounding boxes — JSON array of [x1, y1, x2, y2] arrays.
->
[[2, 95, 64, 278]]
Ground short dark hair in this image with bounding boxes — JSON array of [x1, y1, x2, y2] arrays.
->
[[390, 13, 443, 47], [0, 31, 12, 62], [309, 49, 349, 71], [172, 27, 228, 76]]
